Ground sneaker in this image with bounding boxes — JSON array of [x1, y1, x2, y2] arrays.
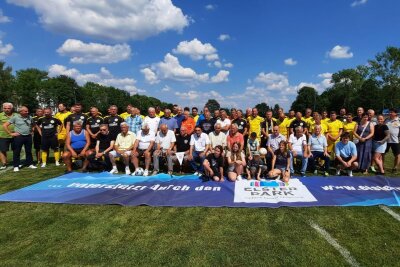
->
[[125, 167, 131, 175], [324, 172, 329, 177], [0, 165, 6, 170], [144, 169, 149, 176], [132, 170, 138, 176], [13, 167, 19, 172], [151, 170, 158, 176], [236, 175, 243, 181], [301, 172, 306, 177], [348, 170, 353, 177], [197, 172, 203, 177], [336, 169, 341, 176], [313, 170, 318, 175], [41, 163, 46, 168], [370, 166, 376, 173], [193, 171, 199, 176], [55, 162, 61, 166], [109, 168, 118, 174], [28, 165, 37, 169]]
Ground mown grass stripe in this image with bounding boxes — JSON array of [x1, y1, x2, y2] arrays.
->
[[380, 205, 400, 222], [309, 221, 361, 267]]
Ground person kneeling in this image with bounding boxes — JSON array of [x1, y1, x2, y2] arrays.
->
[[63, 121, 91, 173], [203, 145, 224, 182], [246, 151, 267, 180], [335, 132, 358, 177], [268, 141, 291, 183]]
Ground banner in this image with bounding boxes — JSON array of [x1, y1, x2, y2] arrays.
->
[[0, 172, 399, 207]]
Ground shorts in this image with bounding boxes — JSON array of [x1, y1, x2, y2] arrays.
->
[[89, 138, 97, 149], [33, 133, 41, 150], [41, 135, 59, 151], [0, 138, 13, 152], [373, 141, 387, 154], [385, 143, 400, 156], [135, 148, 152, 157], [228, 165, 235, 172], [335, 156, 352, 165], [110, 150, 132, 158]]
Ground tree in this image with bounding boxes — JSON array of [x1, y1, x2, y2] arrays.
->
[[204, 99, 220, 113], [40, 75, 79, 109], [272, 104, 281, 117], [255, 102, 270, 116], [0, 61, 14, 103], [290, 86, 318, 113]]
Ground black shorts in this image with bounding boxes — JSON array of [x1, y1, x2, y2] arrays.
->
[[0, 138, 13, 152], [41, 136, 59, 151], [89, 138, 97, 149], [385, 143, 400, 156], [33, 133, 41, 150]]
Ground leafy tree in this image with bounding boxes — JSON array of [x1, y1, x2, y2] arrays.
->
[[204, 99, 220, 113], [272, 104, 281, 117], [255, 102, 270, 116], [290, 86, 318, 113], [40, 75, 79, 108], [0, 61, 14, 103]]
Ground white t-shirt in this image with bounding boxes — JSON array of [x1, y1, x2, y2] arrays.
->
[[136, 130, 156, 150], [209, 131, 227, 148], [216, 118, 231, 130], [155, 130, 176, 150], [289, 133, 307, 154], [143, 116, 160, 134], [190, 133, 210, 152]]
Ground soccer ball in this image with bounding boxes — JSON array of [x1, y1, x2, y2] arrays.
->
[[259, 148, 268, 155], [135, 168, 144, 176]]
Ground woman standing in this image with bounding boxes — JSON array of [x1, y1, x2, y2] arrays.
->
[[372, 115, 390, 174], [353, 113, 374, 174], [226, 142, 246, 181]]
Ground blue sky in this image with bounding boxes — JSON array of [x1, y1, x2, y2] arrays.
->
[[0, 0, 399, 110]]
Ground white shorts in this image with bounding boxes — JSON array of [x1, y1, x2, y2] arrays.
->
[[110, 150, 132, 157]]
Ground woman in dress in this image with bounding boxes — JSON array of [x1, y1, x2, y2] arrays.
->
[[353, 113, 374, 174]]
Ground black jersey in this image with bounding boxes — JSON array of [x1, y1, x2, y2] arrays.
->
[[37, 116, 62, 137], [87, 116, 104, 135], [103, 115, 124, 140], [64, 113, 88, 130]]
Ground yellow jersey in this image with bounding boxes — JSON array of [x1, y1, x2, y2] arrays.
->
[[309, 123, 327, 135], [247, 115, 264, 140], [156, 111, 164, 118], [277, 117, 291, 137], [327, 119, 343, 137], [343, 121, 357, 139], [54, 111, 72, 140], [120, 112, 130, 120]]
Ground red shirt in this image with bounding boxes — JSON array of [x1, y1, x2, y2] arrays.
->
[[227, 132, 244, 148]]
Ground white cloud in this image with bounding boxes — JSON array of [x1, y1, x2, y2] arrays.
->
[[0, 9, 11, 23], [213, 61, 222, 68], [0, 40, 13, 58], [141, 53, 229, 84], [57, 39, 131, 64], [173, 38, 217, 61], [48, 64, 141, 94], [284, 58, 297, 66], [328, 45, 354, 59], [254, 72, 289, 90], [7, 0, 189, 41], [318, 72, 332, 79], [351, 0, 367, 7], [218, 34, 230, 41], [161, 85, 172, 92], [205, 4, 216, 10], [224, 63, 234, 68]]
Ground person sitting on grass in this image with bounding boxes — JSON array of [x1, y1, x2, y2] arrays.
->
[[63, 121, 91, 173], [268, 140, 291, 183], [109, 122, 136, 175], [246, 151, 267, 180], [203, 145, 225, 182], [335, 132, 358, 177], [226, 141, 246, 181]]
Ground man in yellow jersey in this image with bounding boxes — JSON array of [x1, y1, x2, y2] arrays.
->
[[120, 104, 133, 120], [326, 111, 343, 154], [155, 106, 164, 118], [343, 113, 357, 141], [321, 110, 330, 126], [54, 103, 71, 161], [247, 108, 264, 141], [277, 108, 291, 139], [191, 107, 199, 123], [304, 108, 314, 127]]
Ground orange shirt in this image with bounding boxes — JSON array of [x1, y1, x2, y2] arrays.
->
[[181, 117, 196, 135]]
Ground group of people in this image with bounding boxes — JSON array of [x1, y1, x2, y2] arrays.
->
[[1, 102, 399, 183]]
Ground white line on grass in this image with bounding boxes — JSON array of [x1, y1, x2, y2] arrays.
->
[[309, 221, 361, 267], [380, 205, 400, 222]]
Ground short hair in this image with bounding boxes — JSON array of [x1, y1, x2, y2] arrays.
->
[[347, 113, 353, 117], [100, 124, 108, 129], [2, 102, 13, 109], [141, 123, 149, 130], [341, 132, 350, 139], [295, 126, 303, 131], [109, 105, 118, 109], [120, 122, 128, 127], [214, 123, 222, 128], [330, 111, 336, 115], [184, 107, 190, 112], [73, 120, 83, 126], [192, 107, 198, 111], [250, 132, 257, 138], [389, 108, 397, 113]]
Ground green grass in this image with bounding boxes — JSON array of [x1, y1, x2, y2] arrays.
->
[[0, 154, 400, 266]]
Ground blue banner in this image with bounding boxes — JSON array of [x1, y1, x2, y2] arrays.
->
[[0, 172, 399, 207]]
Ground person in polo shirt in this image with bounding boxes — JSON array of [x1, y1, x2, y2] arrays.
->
[[339, 108, 347, 122], [342, 113, 357, 141], [277, 108, 291, 139], [0, 103, 17, 169], [199, 110, 216, 134], [191, 107, 199, 123], [32, 108, 44, 164], [288, 126, 308, 177], [384, 108, 400, 173], [208, 123, 227, 153], [119, 104, 133, 120], [247, 107, 264, 142], [232, 109, 247, 135], [103, 105, 124, 140], [326, 111, 343, 155], [89, 124, 114, 171], [227, 123, 244, 151], [109, 122, 136, 175], [172, 126, 191, 172], [36, 107, 62, 168], [216, 110, 231, 134], [196, 106, 209, 126], [152, 124, 176, 176], [304, 108, 313, 127], [188, 125, 211, 176], [125, 107, 143, 135], [289, 112, 307, 135], [86, 106, 104, 150], [65, 103, 88, 133], [155, 106, 164, 118], [131, 124, 155, 176], [335, 132, 358, 177], [308, 125, 330, 176], [143, 107, 161, 135], [159, 108, 178, 133], [174, 106, 184, 132], [3, 106, 37, 172], [181, 110, 196, 135], [309, 113, 327, 136]]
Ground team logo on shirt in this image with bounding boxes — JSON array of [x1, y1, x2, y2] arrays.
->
[[50, 120, 54, 123], [114, 118, 118, 122], [97, 119, 100, 123], [80, 116, 84, 120], [300, 122, 303, 126], [184, 140, 188, 144]]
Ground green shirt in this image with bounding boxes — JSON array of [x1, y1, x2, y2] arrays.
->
[[8, 114, 33, 135], [0, 112, 16, 138]]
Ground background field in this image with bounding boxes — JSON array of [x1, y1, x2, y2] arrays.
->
[[0, 154, 399, 266]]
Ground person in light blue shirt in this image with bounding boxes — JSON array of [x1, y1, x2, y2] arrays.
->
[[159, 109, 178, 133], [335, 132, 358, 177], [125, 107, 143, 135], [308, 125, 330, 176]]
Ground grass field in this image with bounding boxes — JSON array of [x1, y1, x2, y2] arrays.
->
[[0, 154, 400, 266]]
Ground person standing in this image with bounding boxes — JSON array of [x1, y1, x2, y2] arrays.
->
[[384, 108, 400, 173], [159, 109, 178, 133], [0, 103, 16, 169], [54, 103, 71, 162], [326, 111, 343, 156], [3, 106, 37, 172], [86, 107, 104, 150], [143, 107, 161, 135], [64, 103, 88, 133], [372, 115, 390, 175], [125, 107, 143, 135], [247, 108, 264, 142], [32, 108, 44, 164], [342, 113, 357, 141], [103, 105, 124, 140], [353, 113, 374, 174]]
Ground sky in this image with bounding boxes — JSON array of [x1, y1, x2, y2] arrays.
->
[[0, 0, 400, 111]]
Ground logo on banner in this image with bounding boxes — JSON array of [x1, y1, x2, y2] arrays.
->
[[175, 152, 185, 165], [234, 179, 317, 203]]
